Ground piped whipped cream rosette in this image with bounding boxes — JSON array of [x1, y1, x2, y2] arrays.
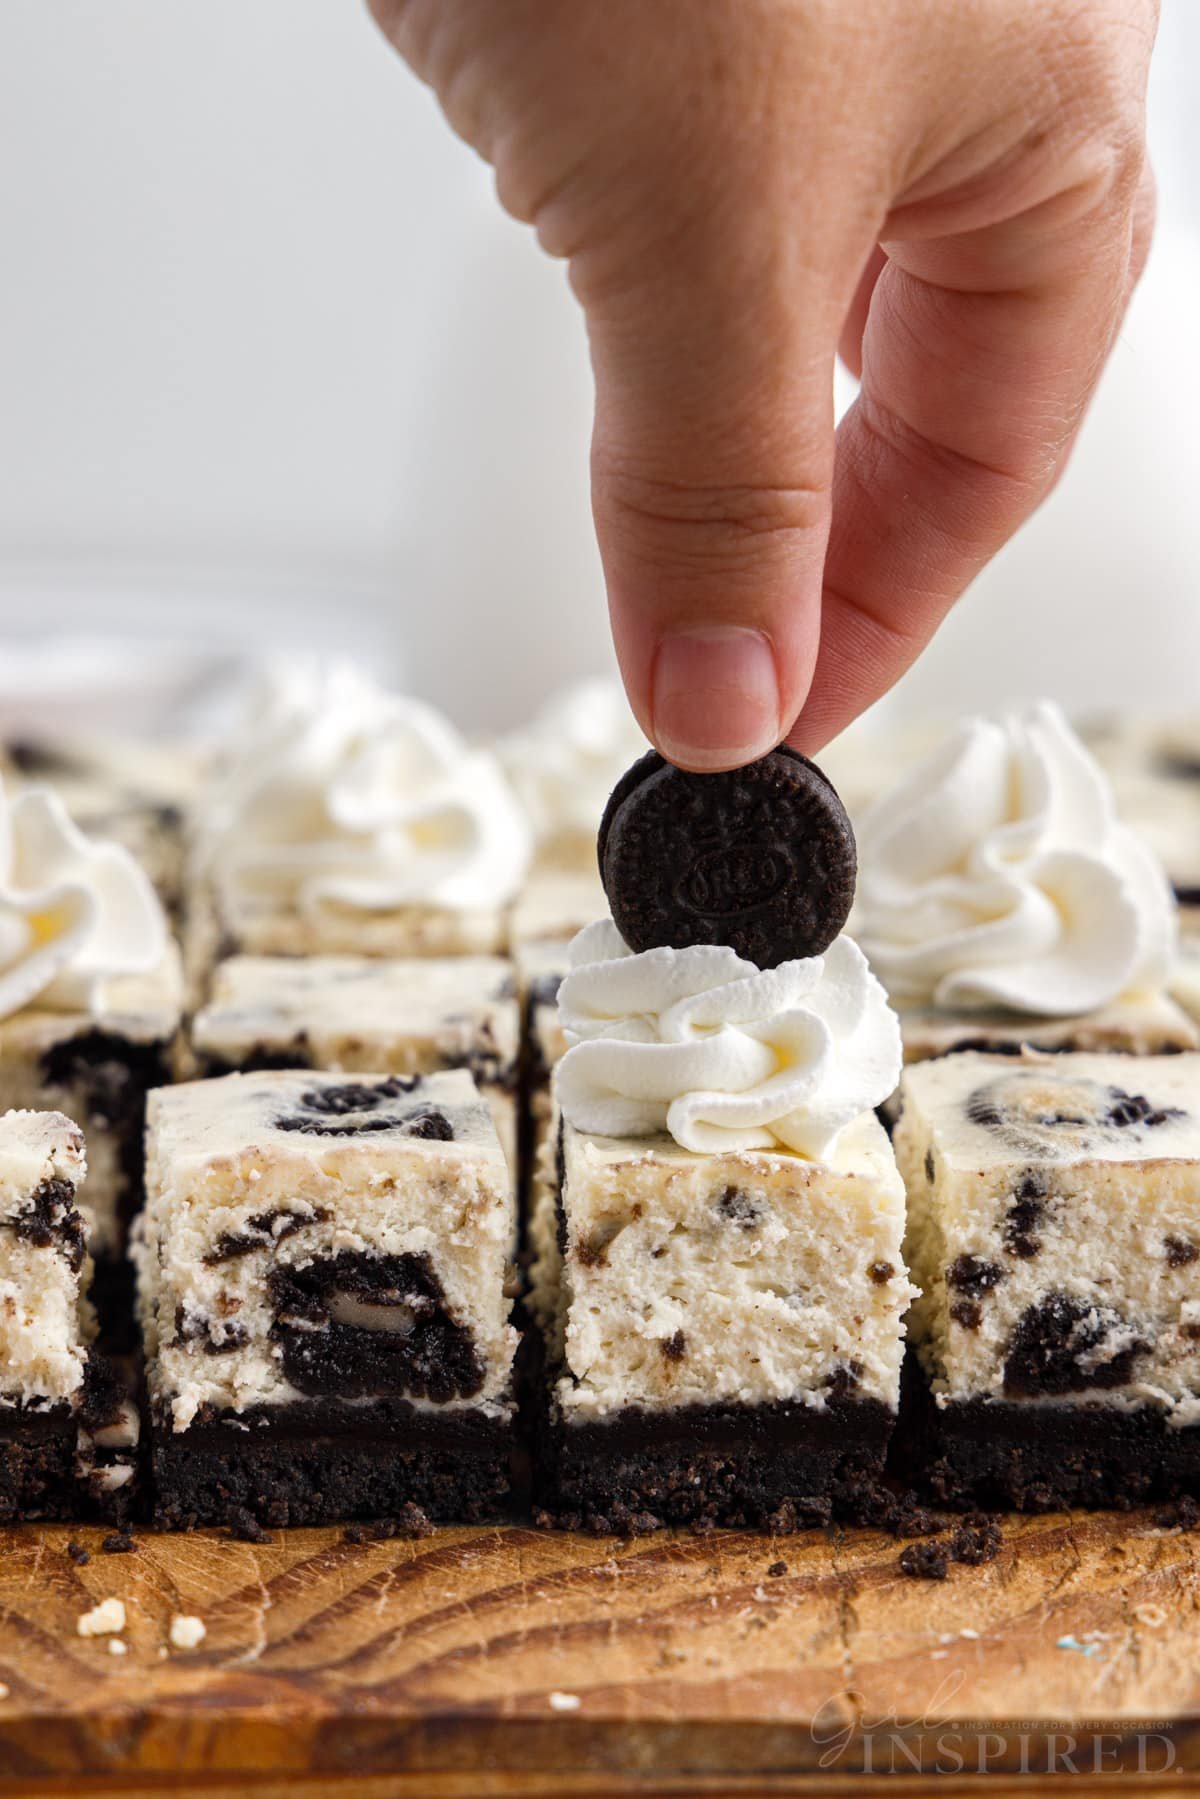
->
[[853, 701, 1177, 1017], [200, 661, 532, 916], [556, 918, 901, 1159], [0, 779, 167, 1017]]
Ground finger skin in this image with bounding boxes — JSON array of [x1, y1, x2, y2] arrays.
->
[[367, 0, 1160, 766]]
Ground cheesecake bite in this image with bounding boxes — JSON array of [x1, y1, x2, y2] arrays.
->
[[193, 666, 530, 967], [0, 958, 182, 1279], [0, 780, 182, 1323], [0, 1110, 137, 1520], [532, 891, 910, 1530], [137, 1068, 518, 1529], [895, 1050, 1200, 1509], [191, 954, 519, 1174], [532, 1114, 915, 1530]]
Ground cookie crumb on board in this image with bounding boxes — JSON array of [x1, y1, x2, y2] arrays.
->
[[169, 1615, 207, 1651], [77, 1598, 126, 1638]]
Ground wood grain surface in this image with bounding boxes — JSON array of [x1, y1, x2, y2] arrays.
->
[[0, 1510, 1197, 1794]]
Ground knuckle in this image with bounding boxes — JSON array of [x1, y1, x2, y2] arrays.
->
[[599, 469, 829, 573]]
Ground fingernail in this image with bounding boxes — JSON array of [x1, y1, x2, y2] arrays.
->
[[652, 626, 781, 771]]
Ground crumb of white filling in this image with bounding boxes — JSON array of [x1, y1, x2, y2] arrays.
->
[[548, 1691, 581, 1712], [77, 1598, 126, 1637], [169, 1614, 207, 1651]]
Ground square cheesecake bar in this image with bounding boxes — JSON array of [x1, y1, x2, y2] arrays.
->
[[1171, 937, 1200, 1029], [3, 734, 203, 921], [191, 954, 519, 1175], [896, 991, 1198, 1068], [895, 1050, 1200, 1509], [531, 1117, 915, 1531], [0, 1111, 138, 1520], [0, 949, 182, 1318], [508, 867, 606, 951], [137, 1068, 518, 1528], [198, 865, 511, 963]]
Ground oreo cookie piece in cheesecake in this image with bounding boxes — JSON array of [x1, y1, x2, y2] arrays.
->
[[895, 1050, 1200, 1510], [0, 952, 182, 1328], [0, 1111, 138, 1520], [191, 954, 519, 1176], [137, 1068, 518, 1529]]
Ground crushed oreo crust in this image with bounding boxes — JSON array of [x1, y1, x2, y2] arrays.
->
[[225, 1509, 274, 1544], [898, 1511, 1003, 1580], [342, 1503, 434, 1543], [899, 1540, 949, 1580]]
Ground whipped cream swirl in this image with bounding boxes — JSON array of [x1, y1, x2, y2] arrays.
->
[[498, 678, 648, 847], [0, 781, 167, 1018], [203, 662, 531, 914], [556, 919, 901, 1158], [854, 702, 1176, 1016]]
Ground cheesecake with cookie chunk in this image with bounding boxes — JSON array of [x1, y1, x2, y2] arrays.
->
[[0, 777, 181, 1329], [0, 1110, 138, 1520], [855, 703, 1196, 1074], [895, 1049, 1200, 1509], [191, 953, 519, 1176], [136, 1067, 518, 1529], [531, 750, 916, 1531]]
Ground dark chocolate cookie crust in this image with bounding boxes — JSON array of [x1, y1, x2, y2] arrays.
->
[[533, 1391, 893, 1533], [598, 747, 856, 969], [894, 1361, 1200, 1511], [150, 1396, 515, 1531], [0, 1407, 77, 1523]]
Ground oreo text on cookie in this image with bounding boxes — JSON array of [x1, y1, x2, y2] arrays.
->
[[598, 747, 856, 969]]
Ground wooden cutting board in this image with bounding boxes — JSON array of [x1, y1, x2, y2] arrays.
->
[[0, 1510, 1197, 1796]]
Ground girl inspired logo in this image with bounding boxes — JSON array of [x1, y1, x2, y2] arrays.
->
[[676, 841, 791, 917]]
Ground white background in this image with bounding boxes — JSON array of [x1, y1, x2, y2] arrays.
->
[[0, 1, 1195, 735]]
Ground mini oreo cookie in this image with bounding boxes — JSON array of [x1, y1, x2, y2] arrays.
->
[[598, 747, 855, 968]]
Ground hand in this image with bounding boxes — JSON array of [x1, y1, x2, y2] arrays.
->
[[369, 0, 1157, 769]]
